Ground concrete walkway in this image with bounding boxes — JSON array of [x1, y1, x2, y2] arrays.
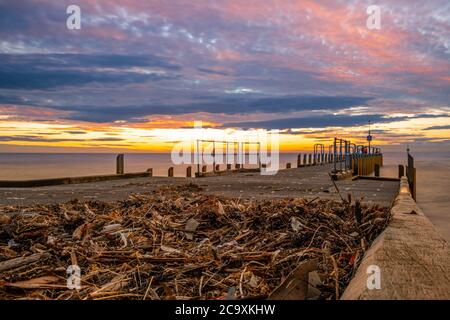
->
[[0, 163, 399, 206], [342, 177, 450, 300]]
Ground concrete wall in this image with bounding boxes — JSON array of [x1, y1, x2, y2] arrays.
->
[[342, 177, 450, 300], [0, 172, 152, 188]]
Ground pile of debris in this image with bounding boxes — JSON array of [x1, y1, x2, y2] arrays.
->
[[0, 184, 390, 300]]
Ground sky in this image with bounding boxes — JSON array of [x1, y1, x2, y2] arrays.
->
[[0, 0, 449, 152]]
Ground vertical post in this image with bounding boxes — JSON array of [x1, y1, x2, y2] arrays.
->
[[238, 142, 242, 169], [360, 154, 363, 175], [303, 154, 307, 166], [348, 141, 351, 170], [241, 142, 245, 169], [258, 142, 261, 169], [398, 165, 405, 178], [412, 167, 417, 200], [286, 163, 291, 169], [235, 142, 240, 170], [345, 140, 348, 170], [146, 168, 153, 177], [197, 140, 200, 177], [116, 154, 124, 175], [168, 167, 174, 177], [308, 153, 312, 166], [236, 142, 240, 169], [333, 138, 337, 173], [297, 154, 302, 167], [225, 141, 228, 171], [374, 164, 380, 177], [213, 141, 216, 173], [202, 165, 207, 173], [186, 166, 192, 178]]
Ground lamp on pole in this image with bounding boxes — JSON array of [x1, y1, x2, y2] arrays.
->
[[367, 120, 372, 154]]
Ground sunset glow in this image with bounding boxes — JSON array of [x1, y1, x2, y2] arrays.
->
[[0, 0, 449, 152]]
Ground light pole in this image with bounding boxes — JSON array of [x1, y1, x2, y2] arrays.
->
[[367, 120, 372, 154]]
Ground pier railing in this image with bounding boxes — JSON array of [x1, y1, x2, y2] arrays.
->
[[194, 139, 262, 177], [330, 137, 382, 177]]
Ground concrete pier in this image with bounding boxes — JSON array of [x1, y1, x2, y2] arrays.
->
[[0, 162, 398, 206], [342, 177, 450, 300]]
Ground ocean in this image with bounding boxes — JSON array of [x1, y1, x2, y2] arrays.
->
[[0, 152, 302, 179], [1, 151, 449, 241]]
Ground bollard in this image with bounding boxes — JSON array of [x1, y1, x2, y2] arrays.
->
[[286, 163, 291, 169], [215, 164, 220, 172], [359, 157, 363, 176], [202, 165, 207, 173], [308, 154, 312, 166], [146, 168, 153, 177], [303, 154, 307, 166], [398, 165, 405, 178], [353, 158, 358, 176], [235, 164, 241, 169], [168, 167, 174, 177], [374, 164, 380, 177], [186, 166, 192, 178], [116, 154, 124, 175], [297, 154, 302, 167], [227, 164, 232, 171]]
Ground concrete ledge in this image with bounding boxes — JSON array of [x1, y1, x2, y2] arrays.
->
[[341, 177, 450, 300], [352, 176, 400, 182], [0, 172, 152, 188]]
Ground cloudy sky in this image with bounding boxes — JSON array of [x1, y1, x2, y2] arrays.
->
[[0, 0, 449, 152]]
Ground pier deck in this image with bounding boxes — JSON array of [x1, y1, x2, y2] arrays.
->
[[0, 163, 398, 206]]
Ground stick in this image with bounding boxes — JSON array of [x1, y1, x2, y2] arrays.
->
[[0, 253, 49, 273], [331, 255, 340, 299], [329, 173, 346, 203]]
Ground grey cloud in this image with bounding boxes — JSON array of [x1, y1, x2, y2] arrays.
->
[[222, 114, 407, 129], [0, 54, 181, 89], [0, 92, 374, 122], [424, 125, 450, 130]]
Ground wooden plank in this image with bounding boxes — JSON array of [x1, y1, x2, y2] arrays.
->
[[0, 253, 49, 273], [269, 259, 318, 300]]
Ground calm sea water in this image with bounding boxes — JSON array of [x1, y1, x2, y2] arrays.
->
[[1, 151, 449, 241], [380, 150, 450, 242], [0, 153, 301, 179]]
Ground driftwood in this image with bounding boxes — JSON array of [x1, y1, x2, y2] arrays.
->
[[0, 253, 49, 273], [0, 183, 390, 300], [269, 259, 318, 300]]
